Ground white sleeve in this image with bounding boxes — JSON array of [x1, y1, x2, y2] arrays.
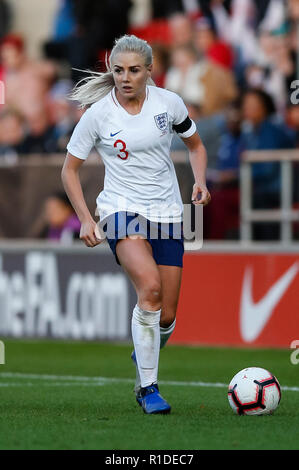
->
[[66, 107, 99, 160], [171, 93, 197, 138]]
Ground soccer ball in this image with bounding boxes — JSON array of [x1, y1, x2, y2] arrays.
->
[[228, 367, 281, 416]]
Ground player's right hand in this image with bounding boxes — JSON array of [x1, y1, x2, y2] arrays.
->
[[80, 220, 104, 247]]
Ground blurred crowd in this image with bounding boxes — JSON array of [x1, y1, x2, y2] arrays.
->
[[1, 0, 299, 241]]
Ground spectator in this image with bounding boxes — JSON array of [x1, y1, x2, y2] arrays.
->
[[0, 34, 57, 119], [217, 102, 243, 180], [0, 107, 26, 163], [165, 43, 238, 116], [39, 192, 81, 242], [212, 0, 260, 65], [165, 45, 204, 105], [241, 88, 295, 239], [286, 103, 299, 146], [168, 13, 195, 48], [194, 57, 238, 116], [66, 0, 132, 80], [194, 16, 234, 69], [247, 28, 295, 112], [52, 0, 76, 42], [254, 0, 286, 32], [271, 29, 296, 107], [206, 101, 243, 239], [151, 43, 169, 88], [47, 79, 77, 152], [43, 0, 76, 68], [22, 106, 58, 154], [288, 0, 299, 21]]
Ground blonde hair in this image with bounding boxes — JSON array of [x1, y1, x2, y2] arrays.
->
[[69, 35, 155, 108]]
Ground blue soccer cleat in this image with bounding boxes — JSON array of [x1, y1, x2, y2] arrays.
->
[[139, 383, 171, 415]]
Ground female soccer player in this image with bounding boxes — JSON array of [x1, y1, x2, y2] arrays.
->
[[61, 35, 210, 414]]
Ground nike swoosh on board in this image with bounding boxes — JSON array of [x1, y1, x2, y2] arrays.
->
[[240, 262, 299, 343], [110, 130, 122, 137]]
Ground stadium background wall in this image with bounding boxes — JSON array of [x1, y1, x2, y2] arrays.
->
[[0, 243, 298, 348]]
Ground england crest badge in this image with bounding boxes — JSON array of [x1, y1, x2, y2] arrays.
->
[[154, 112, 168, 133]]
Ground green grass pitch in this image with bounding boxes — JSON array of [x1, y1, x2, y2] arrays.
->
[[0, 339, 298, 450]]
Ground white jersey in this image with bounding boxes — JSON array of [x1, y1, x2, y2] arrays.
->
[[67, 85, 196, 222]]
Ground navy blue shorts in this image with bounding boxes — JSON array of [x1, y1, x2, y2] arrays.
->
[[101, 211, 184, 267]]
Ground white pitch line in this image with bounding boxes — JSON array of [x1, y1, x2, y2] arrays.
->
[[0, 372, 133, 383], [0, 383, 27, 387], [0, 381, 105, 388], [0, 372, 298, 392]]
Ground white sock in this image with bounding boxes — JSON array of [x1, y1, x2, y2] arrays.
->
[[131, 304, 161, 388], [160, 319, 176, 349]]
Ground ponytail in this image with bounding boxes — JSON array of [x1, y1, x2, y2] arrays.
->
[[69, 70, 115, 108]]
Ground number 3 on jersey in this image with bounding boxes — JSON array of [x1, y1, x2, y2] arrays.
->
[[114, 139, 129, 160]]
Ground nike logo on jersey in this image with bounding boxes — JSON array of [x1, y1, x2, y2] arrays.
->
[[240, 262, 299, 343], [110, 130, 122, 137]]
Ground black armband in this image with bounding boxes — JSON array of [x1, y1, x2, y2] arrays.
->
[[173, 116, 192, 134]]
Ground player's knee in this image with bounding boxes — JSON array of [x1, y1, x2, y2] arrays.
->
[[140, 280, 162, 309]]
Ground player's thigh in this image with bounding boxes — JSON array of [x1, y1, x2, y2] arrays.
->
[[116, 237, 162, 298], [158, 265, 182, 326]]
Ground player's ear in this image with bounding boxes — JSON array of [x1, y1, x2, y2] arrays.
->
[[147, 64, 153, 76]]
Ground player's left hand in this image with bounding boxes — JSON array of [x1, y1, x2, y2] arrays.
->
[[191, 184, 211, 206]]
